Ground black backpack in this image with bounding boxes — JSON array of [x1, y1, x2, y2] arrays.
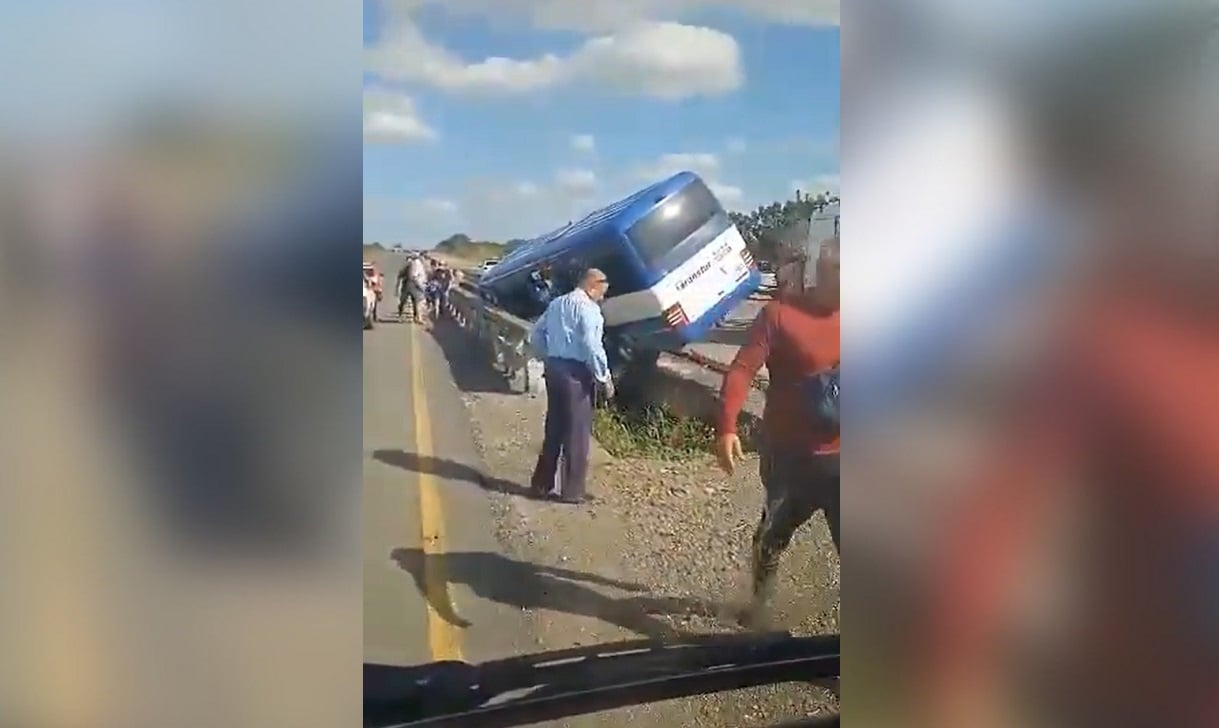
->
[[803, 362, 840, 430]]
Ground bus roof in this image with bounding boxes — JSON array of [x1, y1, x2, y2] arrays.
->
[[484, 171, 705, 281]]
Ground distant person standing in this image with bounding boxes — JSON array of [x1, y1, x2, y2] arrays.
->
[[396, 254, 429, 326], [528, 268, 614, 504], [716, 237, 840, 628], [394, 256, 412, 318], [427, 263, 452, 320]]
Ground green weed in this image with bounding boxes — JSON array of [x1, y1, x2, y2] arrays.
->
[[592, 403, 715, 460]]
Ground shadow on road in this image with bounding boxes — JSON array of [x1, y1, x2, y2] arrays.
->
[[428, 318, 515, 394], [391, 547, 726, 641], [373, 448, 535, 499]]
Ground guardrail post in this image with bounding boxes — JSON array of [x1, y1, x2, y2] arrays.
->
[[492, 328, 506, 373], [525, 358, 543, 394], [507, 338, 525, 391]]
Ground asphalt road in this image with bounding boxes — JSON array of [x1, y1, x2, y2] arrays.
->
[[362, 296, 535, 667]]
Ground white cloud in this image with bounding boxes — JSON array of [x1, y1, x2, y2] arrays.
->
[[367, 14, 742, 99], [419, 197, 459, 214], [570, 23, 741, 99], [725, 137, 747, 154], [638, 151, 721, 181], [513, 181, 540, 196], [367, 15, 563, 94], [554, 168, 597, 193], [636, 151, 748, 207], [363, 89, 437, 143], [790, 174, 840, 196], [404, 0, 839, 32], [570, 133, 596, 152], [709, 182, 743, 204]]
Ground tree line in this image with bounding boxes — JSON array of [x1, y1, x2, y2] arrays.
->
[[728, 189, 838, 263]]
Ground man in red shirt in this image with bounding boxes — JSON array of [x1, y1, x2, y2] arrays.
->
[[716, 236, 841, 627]]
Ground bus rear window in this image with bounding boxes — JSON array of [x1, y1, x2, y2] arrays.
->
[[625, 180, 722, 267]]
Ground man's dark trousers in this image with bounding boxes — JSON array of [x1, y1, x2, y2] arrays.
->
[[744, 449, 840, 624], [531, 357, 594, 499]]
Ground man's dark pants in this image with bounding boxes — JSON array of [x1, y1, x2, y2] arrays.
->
[[397, 283, 425, 321], [749, 447, 840, 607], [531, 357, 595, 499]]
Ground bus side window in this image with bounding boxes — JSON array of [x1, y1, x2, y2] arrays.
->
[[552, 260, 580, 295]]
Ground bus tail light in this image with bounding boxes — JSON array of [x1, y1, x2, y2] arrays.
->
[[663, 303, 688, 328]]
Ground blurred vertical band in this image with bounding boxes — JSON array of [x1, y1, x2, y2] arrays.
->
[[843, 1, 1219, 726], [0, 1, 362, 727]]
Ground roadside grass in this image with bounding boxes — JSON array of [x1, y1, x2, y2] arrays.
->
[[593, 402, 716, 460]]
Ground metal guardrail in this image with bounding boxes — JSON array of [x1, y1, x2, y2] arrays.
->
[[447, 285, 541, 394]]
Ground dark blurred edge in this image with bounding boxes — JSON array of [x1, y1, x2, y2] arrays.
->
[[364, 633, 839, 727]]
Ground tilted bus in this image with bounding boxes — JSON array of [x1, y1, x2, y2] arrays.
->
[[477, 172, 761, 365]]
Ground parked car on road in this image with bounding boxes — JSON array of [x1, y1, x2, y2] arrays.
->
[[363, 261, 384, 302], [363, 277, 377, 329]]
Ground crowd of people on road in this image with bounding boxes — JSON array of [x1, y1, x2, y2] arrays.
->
[[390, 252, 459, 328]]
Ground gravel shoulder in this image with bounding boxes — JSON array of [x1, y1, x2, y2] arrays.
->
[[433, 322, 839, 726]]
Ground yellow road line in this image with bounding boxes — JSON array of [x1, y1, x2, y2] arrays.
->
[[409, 324, 465, 662]]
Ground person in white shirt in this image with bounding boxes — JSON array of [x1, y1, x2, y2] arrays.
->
[[527, 268, 614, 504], [396, 254, 430, 325]]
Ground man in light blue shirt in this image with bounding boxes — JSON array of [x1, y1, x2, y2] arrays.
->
[[528, 268, 613, 504]]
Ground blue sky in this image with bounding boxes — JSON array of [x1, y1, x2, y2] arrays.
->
[[363, 0, 839, 247]]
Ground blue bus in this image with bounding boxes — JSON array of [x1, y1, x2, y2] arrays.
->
[[478, 171, 761, 354]]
